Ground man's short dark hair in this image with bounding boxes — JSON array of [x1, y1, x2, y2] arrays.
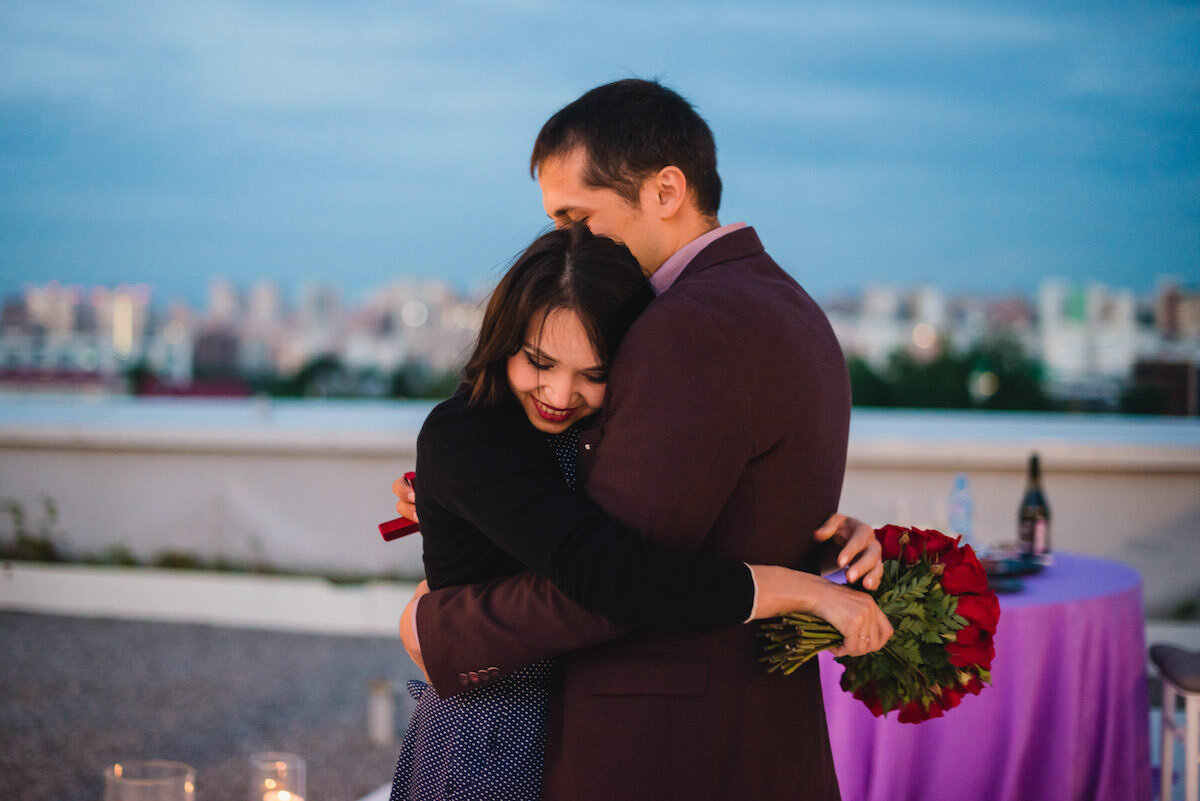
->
[[530, 79, 722, 218]]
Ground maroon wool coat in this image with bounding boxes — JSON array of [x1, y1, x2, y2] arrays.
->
[[416, 227, 850, 800]]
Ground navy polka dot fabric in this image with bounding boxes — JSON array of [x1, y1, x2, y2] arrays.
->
[[545, 425, 580, 491], [389, 424, 583, 800]]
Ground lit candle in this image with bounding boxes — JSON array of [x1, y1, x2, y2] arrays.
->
[[263, 791, 304, 801]]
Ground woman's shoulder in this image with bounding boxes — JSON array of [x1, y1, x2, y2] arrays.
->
[[418, 391, 539, 464]]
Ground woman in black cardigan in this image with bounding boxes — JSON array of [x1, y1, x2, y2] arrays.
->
[[390, 225, 888, 801]]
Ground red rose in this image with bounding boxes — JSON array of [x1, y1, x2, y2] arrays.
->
[[898, 698, 942, 724], [955, 593, 1000, 635], [961, 675, 985, 695], [939, 684, 965, 711], [913, 527, 959, 560], [876, 525, 909, 561], [947, 637, 995, 670], [852, 683, 885, 717], [955, 622, 984, 645], [940, 545, 989, 595]]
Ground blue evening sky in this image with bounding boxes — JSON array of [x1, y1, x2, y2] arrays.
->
[[1, 1, 1197, 306]]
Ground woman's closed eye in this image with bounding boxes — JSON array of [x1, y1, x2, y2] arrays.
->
[[523, 350, 553, 371]]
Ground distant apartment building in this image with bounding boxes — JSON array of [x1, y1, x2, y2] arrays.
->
[[1037, 280, 1145, 380], [826, 284, 1035, 369]]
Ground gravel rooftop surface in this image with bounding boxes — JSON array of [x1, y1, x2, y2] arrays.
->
[[1, 611, 422, 801]]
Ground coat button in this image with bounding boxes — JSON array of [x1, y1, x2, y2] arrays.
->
[[487, 667, 501, 678], [458, 673, 469, 686], [469, 671, 480, 684]]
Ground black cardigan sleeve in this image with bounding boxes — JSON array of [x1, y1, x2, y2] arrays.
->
[[416, 396, 755, 628]]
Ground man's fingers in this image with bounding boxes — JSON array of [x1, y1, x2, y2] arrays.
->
[[861, 562, 884, 591], [837, 522, 874, 567], [814, 514, 848, 542], [844, 530, 881, 581]]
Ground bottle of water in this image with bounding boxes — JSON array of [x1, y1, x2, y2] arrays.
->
[[947, 472, 975, 546]]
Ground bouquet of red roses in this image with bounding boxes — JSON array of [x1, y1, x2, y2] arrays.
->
[[760, 525, 999, 723]]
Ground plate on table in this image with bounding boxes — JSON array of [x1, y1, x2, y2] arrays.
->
[[979, 546, 1048, 579], [987, 575, 1026, 594]]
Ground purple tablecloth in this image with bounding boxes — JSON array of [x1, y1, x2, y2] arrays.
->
[[820, 552, 1152, 801]]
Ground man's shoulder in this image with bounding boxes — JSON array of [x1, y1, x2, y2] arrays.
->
[[650, 244, 810, 322]]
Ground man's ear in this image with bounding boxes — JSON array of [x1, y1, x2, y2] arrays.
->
[[650, 165, 688, 219]]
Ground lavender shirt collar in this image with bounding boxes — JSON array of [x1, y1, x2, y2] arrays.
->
[[649, 222, 747, 295]]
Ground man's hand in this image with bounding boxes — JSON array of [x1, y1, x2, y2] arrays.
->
[[399, 580, 431, 680], [815, 514, 883, 591], [391, 474, 418, 522], [749, 566, 893, 657]]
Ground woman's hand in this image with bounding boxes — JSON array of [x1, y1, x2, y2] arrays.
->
[[748, 565, 893, 657], [392, 473, 419, 521], [814, 513, 883, 590], [399, 580, 431, 680]]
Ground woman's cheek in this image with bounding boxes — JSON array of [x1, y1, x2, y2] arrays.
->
[[585, 383, 606, 413]]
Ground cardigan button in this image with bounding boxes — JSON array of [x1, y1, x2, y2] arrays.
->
[[457, 673, 469, 686], [469, 671, 481, 684], [487, 667, 501, 677]]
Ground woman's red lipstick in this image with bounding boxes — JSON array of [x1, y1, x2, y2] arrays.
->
[[532, 396, 574, 422]]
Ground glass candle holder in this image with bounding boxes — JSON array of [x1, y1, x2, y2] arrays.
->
[[104, 760, 195, 801], [249, 752, 306, 801]]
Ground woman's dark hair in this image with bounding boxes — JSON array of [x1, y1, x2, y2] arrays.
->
[[530, 78, 722, 218], [464, 225, 654, 408]]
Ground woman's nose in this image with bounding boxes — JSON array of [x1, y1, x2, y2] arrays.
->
[[542, 376, 575, 408]]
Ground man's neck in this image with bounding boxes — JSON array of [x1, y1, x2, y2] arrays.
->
[[647, 220, 746, 296], [645, 215, 721, 276]]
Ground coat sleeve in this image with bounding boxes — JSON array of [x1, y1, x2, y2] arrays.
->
[[417, 301, 756, 697]]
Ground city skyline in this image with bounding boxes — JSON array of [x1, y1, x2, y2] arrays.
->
[[2, 1, 1197, 306], [6, 271, 1197, 395]]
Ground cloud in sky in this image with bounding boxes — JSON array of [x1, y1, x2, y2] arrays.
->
[[1, 0, 1196, 304]]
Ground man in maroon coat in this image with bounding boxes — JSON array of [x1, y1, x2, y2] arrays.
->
[[398, 79, 890, 799]]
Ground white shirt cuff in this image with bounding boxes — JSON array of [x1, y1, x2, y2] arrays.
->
[[742, 563, 759, 624], [410, 593, 422, 653]]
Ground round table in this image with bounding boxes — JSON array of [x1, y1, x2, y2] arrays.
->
[[820, 552, 1152, 801]]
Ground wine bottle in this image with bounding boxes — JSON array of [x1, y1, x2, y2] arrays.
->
[[1018, 452, 1051, 556]]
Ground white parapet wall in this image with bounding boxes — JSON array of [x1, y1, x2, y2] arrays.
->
[[0, 561, 420, 636], [1, 397, 1198, 614], [0, 396, 430, 579]]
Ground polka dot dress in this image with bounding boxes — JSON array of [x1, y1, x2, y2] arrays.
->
[[389, 424, 583, 801]]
